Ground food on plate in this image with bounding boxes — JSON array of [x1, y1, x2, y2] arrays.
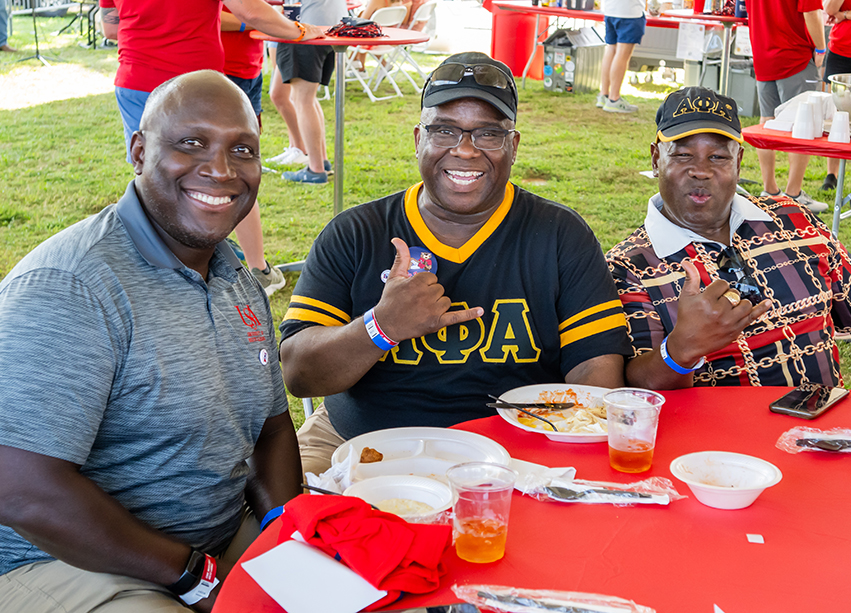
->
[[376, 498, 435, 516], [359, 446, 384, 463], [515, 389, 607, 434]]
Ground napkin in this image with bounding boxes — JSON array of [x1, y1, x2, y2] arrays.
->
[[276, 494, 452, 610]]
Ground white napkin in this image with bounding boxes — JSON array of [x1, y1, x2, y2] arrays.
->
[[241, 539, 387, 613], [510, 458, 576, 495], [305, 447, 357, 493]]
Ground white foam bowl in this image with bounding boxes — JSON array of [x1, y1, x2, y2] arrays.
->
[[343, 475, 452, 518], [669, 451, 782, 510]]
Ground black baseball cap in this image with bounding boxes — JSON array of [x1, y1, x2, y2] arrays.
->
[[655, 86, 743, 144], [421, 52, 518, 122]]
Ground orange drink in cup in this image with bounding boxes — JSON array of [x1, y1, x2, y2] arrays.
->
[[446, 462, 516, 563], [604, 388, 665, 474]]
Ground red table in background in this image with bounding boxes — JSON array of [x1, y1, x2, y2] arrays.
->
[[214, 386, 851, 612], [251, 28, 428, 217], [743, 124, 851, 238]]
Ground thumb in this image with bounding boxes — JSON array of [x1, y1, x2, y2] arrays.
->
[[388, 237, 412, 279], [680, 259, 702, 298]]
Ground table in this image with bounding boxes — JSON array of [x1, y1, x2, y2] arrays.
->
[[491, 2, 745, 95], [742, 124, 851, 238], [214, 386, 851, 612], [251, 28, 428, 216]]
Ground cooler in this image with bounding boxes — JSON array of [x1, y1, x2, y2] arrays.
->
[[489, 4, 547, 80], [542, 28, 605, 93]]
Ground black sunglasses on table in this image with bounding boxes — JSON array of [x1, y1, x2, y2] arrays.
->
[[716, 246, 764, 304]]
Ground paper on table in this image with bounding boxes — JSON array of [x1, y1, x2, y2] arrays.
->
[[241, 539, 387, 613], [510, 458, 575, 495], [676, 22, 705, 61]]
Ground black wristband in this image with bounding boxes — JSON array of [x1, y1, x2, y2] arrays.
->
[[165, 548, 206, 595]]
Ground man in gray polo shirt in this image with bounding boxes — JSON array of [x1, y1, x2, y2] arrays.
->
[[0, 71, 301, 613]]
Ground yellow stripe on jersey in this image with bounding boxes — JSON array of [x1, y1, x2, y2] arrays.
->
[[288, 295, 351, 324], [558, 299, 623, 332], [560, 313, 627, 348], [404, 182, 515, 263], [283, 307, 347, 327]]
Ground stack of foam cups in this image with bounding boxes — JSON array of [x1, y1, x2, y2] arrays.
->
[[829, 111, 851, 143], [808, 92, 825, 136], [792, 101, 816, 140]]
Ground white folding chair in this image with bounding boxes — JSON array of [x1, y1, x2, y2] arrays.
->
[[345, 5, 408, 101], [380, 1, 438, 93]]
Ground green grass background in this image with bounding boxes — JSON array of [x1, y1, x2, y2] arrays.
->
[[2, 15, 850, 426]]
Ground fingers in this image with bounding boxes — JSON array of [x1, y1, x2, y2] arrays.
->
[[438, 306, 485, 329], [387, 237, 412, 279], [680, 260, 702, 297]]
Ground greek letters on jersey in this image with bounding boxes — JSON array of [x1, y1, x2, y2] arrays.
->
[[280, 183, 631, 438]]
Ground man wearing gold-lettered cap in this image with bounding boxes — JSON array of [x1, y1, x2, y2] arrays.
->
[[606, 86, 851, 389]]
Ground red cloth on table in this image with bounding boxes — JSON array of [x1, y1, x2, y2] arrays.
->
[[276, 494, 452, 610]]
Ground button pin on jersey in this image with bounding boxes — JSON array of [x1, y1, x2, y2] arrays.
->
[[258, 349, 269, 365], [381, 246, 437, 283]]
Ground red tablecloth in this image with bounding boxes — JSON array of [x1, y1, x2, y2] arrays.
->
[[743, 124, 851, 161], [250, 27, 429, 47], [214, 386, 851, 613]]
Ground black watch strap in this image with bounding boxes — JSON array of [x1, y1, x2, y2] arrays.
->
[[166, 548, 205, 595]]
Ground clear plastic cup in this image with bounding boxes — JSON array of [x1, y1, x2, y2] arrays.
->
[[604, 388, 666, 474], [445, 462, 516, 564]]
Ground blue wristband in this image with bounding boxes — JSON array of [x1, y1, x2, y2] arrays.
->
[[660, 336, 705, 375], [815, 48, 826, 54], [259, 506, 284, 531], [364, 308, 398, 351], [239, 22, 246, 32]]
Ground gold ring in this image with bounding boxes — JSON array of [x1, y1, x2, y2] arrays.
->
[[722, 289, 741, 307]]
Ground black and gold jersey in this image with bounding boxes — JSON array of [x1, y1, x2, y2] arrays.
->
[[280, 183, 630, 439]]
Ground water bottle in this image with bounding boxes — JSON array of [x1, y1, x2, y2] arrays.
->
[[734, 0, 747, 17]]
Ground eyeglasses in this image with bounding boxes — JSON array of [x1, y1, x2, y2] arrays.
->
[[418, 123, 516, 150], [716, 246, 764, 304]]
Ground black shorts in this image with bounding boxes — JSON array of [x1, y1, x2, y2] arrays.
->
[[275, 44, 335, 86], [824, 49, 851, 83]]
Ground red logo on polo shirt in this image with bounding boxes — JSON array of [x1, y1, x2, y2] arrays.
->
[[235, 305, 266, 343]]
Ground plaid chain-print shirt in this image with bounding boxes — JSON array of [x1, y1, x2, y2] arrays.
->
[[606, 194, 851, 387]]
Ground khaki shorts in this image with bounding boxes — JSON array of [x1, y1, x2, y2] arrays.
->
[[297, 402, 346, 477], [0, 510, 260, 613]]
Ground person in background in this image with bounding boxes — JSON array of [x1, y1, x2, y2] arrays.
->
[[607, 87, 851, 390], [820, 0, 851, 192], [220, 8, 288, 296], [597, 0, 645, 113], [0, 71, 303, 613], [278, 0, 347, 184], [265, 41, 310, 168], [0, 0, 15, 53], [278, 52, 631, 476], [745, 0, 828, 212]]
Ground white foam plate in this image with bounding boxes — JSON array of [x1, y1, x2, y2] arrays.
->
[[344, 475, 452, 516], [497, 383, 610, 443], [333, 426, 511, 483]]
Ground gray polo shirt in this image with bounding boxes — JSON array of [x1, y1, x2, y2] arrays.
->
[[0, 181, 288, 576]]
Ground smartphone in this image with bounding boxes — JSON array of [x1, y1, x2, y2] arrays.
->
[[769, 383, 849, 419]]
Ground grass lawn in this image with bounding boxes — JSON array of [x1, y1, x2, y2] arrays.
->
[[2, 15, 851, 426]]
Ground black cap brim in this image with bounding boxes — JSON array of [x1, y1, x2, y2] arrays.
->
[[422, 86, 516, 122]]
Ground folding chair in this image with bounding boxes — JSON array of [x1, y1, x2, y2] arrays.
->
[[344, 5, 408, 101], [379, 1, 438, 93]]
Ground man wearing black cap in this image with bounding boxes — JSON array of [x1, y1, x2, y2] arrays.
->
[[279, 52, 632, 475], [606, 86, 851, 390]]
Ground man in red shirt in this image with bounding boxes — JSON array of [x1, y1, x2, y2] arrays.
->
[[745, 0, 828, 213]]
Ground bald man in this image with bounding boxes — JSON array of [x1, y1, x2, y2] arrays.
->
[[0, 71, 302, 613]]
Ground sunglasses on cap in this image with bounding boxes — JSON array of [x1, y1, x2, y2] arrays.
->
[[716, 246, 764, 304], [423, 63, 517, 97]]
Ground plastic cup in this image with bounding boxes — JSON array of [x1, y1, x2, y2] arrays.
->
[[604, 388, 665, 474], [445, 462, 516, 564], [829, 111, 851, 143], [808, 93, 824, 135], [791, 101, 815, 140]]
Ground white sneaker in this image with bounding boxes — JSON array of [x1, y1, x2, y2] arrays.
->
[[596, 93, 607, 108], [251, 262, 288, 297], [759, 190, 781, 198], [265, 147, 309, 166], [603, 97, 638, 113], [783, 190, 829, 213]]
